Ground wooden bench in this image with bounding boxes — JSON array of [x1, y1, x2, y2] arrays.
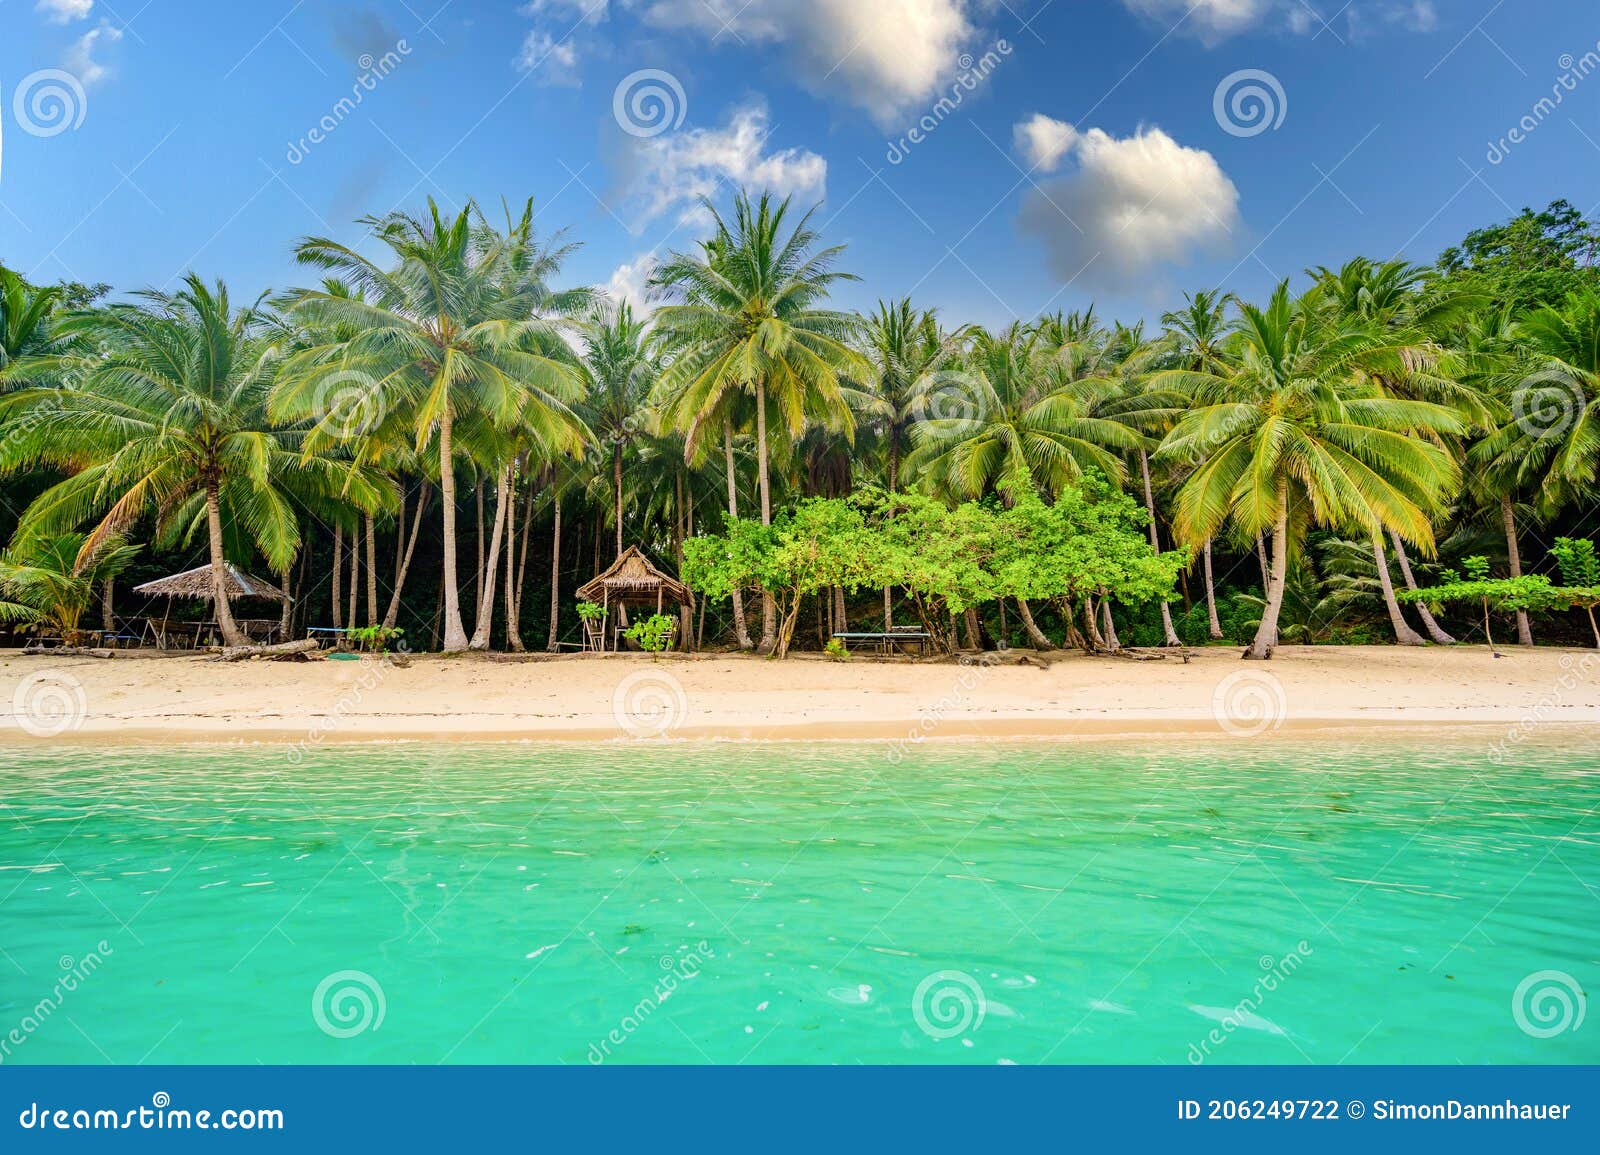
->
[[831, 630, 932, 656]]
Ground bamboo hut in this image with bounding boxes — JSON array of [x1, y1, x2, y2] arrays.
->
[[575, 546, 692, 652], [133, 562, 289, 648]]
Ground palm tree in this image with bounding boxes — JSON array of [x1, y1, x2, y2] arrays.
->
[[0, 277, 385, 646], [1162, 290, 1234, 640], [1155, 282, 1465, 659], [650, 190, 865, 652], [579, 301, 656, 560], [0, 532, 139, 642], [906, 321, 1144, 502], [272, 198, 591, 651], [0, 267, 66, 381]]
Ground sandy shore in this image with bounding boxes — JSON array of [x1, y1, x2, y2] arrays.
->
[[1, 644, 1597, 745]]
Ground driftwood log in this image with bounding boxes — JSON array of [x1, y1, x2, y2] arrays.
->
[[212, 638, 320, 662], [22, 646, 116, 659]]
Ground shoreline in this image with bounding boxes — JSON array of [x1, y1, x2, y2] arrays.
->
[[3, 644, 1596, 746]]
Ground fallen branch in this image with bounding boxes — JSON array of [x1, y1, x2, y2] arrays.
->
[[21, 645, 115, 659], [211, 638, 320, 662]]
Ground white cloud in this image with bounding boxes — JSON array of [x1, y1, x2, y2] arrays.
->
[[1119, 0, 1271, 42], [516, 29, 581, 85], [64, 22, 122, 87], [1120, 0, 1440, 42], [617, 101, 826, 230], [1013, 113, 1078, 173], [516, 0, 978, 123], [603, 253, 659, 316], [1014, 121, 1240, 291], [36, 0, 94, 23]]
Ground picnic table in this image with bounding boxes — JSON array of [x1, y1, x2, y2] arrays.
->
[[306, 626, 351, 649], [831, 629, 932, 656]]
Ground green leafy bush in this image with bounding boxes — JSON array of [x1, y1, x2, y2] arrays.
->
[[622, 613, 676, 654]]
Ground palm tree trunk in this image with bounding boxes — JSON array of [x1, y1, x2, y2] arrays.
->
[[364, 515, 378, 627], [723, 419, 754, 650], [1245, 481, 1289, 660], [504, 474, 523, 653], [347, 526, 359, 631], [1501, 495, 1534, 646], [511, 484, 535, 651], [754, 380, 776, 654], [438, 412, 470, 652], [470, 464, 511, 650], [1016, 597, 1055, 649], [883, 586, 893, 630], [1388, 529, 1454, 644], [204, 481, 245, 647], [1203, 540, 1223, 639], [1140, 450, 1181, 646], [475, 482, 486, 618], [383, 483, 429, 631], [280, 566, 293, 638], [1256, 532, 1270, 589], [613, 443, 624, 560], [101, 578, 114, 633], [546, 496, 563, 652], [1371, 529, 1425, 646], [331, 523, 344, 630]]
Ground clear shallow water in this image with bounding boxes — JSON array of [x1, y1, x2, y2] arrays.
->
[[1, 738, 1596, 1065]]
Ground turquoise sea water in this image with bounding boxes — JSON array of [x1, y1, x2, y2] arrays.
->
[[1, 738, 1595, 1065]]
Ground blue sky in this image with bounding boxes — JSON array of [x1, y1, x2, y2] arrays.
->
[[2, 0, 1596, 326]]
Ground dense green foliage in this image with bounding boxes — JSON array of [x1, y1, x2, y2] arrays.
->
[[1, 194, 1598, 658]]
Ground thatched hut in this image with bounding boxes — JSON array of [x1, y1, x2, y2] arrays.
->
[[134, 563, 289, 603], [575, 546, 692, 651]]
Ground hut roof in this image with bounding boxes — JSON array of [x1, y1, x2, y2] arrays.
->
[[576, 545, 691, 605], [133, 562, 289, 603]]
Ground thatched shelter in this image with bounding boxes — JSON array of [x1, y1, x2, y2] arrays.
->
[[576, 546, 692, 650], [134, 562, 289, 603]]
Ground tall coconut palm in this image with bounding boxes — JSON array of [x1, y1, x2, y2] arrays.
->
[[0, 276, 385, 646], [579, 301, 656, 560], [0, 267, 67, 382], [906, 321, 1143, 502], [1155, 282, 1465, 659], [272, 198, 591, 651], [650, 190, 865, 652]]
